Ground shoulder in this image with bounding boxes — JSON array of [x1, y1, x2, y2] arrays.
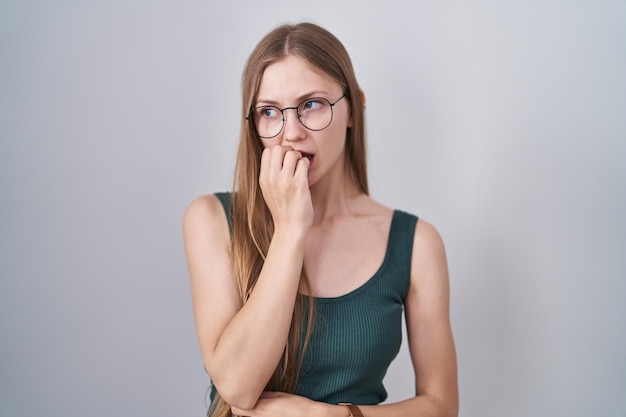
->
[[183, 193, 227, 225], [413, 218, 445, 254], [409, 218, 449, 290], [182, 193, 231, 249], [385, 207, 439, 260]]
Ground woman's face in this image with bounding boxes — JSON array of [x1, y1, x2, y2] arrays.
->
[[254, 54, 351, 186]]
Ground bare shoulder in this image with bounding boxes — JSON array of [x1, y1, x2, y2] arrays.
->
[[413, 218, 446, 254], [182, 194, 231, 252], [184, 194, 226, 224], [410, 218, 449, 289], [183, 194, 228, 237], [183, 193, 236, 304]]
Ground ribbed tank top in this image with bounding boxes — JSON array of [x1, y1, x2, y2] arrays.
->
[[213, 192, 418, 405]]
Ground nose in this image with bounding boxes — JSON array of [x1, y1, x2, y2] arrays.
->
[[281, 108, 306, 144]]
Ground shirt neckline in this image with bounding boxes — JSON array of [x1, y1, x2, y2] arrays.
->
[[308, 209, 400, 303]]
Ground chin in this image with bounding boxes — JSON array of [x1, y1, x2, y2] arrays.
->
[[307, 172, 319, 187]]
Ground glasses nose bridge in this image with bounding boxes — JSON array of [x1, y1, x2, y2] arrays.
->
[[280, 105, 304, 132], [280, 105, 301, 121]]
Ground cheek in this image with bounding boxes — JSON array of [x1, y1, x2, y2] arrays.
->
[[336, 103, 352, 128], [331, 113, 351, 140], [323, 124, 349, 155], [260, 137, 280, 149]]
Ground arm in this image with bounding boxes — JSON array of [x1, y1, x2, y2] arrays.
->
[[232, 219, 458, 417], [183, 147, 312, 410]]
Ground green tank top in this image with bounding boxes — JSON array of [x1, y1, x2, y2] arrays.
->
[[214, 192, 418, 405]]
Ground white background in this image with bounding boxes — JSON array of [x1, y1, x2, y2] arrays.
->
[[1, 1, 625, 416]]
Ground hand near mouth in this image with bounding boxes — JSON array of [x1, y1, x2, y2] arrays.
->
[[259, 145, 313, 232], [296, 151, 314, 164]]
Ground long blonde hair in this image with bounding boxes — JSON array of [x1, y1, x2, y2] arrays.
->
[[208, 22, 368, 417]]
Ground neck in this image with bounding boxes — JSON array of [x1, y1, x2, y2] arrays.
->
[[309, 173, 364, 224]]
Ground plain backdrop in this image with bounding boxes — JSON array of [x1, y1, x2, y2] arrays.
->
[[1, 1, 625, 416]]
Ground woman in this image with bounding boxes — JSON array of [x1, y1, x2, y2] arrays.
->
[[183, 22, 458, 417]]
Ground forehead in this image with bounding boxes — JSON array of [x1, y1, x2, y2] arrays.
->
[[257, 55, 341, 103]]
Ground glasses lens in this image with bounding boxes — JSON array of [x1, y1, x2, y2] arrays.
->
[[298, 98, 332, 131], [252, 106, 283, 138]]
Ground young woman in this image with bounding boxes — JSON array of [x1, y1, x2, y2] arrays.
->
[[183, 22, 458, 417]]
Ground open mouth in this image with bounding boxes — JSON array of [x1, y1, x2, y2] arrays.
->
[[301, 153, 314, 160]]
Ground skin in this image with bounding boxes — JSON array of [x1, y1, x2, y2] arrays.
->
[[183, 55, 458, 417]]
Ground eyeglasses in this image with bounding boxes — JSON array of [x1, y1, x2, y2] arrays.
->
[[246, 94, 347, 139]]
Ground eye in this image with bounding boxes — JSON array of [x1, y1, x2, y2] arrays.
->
[[256, 106, 280, 118], [301, 99, 326, 112]]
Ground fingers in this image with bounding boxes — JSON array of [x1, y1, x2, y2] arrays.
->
[[261, 145, 306, 176], [280, 149, 302, 174], [259, 145, 313, 230], [294, 156, 310, 180], [260, 146, 309, 190]]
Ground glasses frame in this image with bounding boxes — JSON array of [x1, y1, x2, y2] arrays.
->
[[246, 93, 348, 139]]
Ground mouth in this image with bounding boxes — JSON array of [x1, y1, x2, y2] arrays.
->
[[299, 152, 314, 161]]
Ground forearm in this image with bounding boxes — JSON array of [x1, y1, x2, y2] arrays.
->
[[322, 394, 457, 417], [362, 394, 457, 417], [208, 227, 308, 407], [232, 391, 458, 417]]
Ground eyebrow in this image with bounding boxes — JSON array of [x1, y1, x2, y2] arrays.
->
[[255, 91, 330, 106]]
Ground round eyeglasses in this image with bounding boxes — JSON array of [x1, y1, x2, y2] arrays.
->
[[246, 94, 347, 139]]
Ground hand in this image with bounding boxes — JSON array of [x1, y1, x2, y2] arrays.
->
[[259, 145, 313, 232], [231, 391, 333, 417]]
